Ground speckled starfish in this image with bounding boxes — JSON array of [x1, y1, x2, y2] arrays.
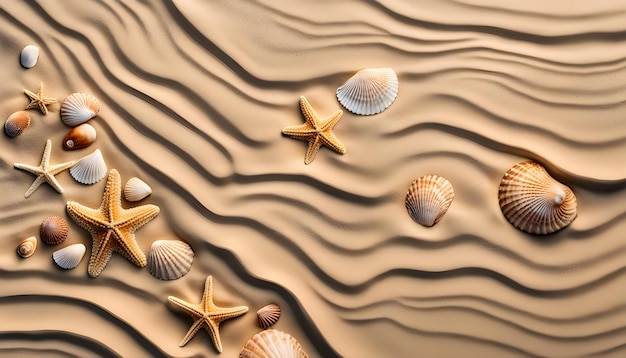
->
[[282, 96, 346, 164], [24, 82, 57, 115], [66, 169, 160, 278], [168, 276, 249, 352], [13, 139, 76, 198]]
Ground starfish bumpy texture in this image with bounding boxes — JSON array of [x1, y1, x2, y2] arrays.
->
[[24, 82, 57, 115], [66, 169, 160, 278], [282, 96, 346, 164], [168, 275, 249, 352]]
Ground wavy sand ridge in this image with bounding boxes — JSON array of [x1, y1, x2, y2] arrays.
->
[[0, 0, 625, 357]]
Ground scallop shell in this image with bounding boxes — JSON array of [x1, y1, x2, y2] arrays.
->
[[405, 175, 455, 227], [336, 68, 398, 115], [52, 243, 86, 270], [4, 111, 31, 137], [20, 45, 39, 68], [17, 236, 38, 258], [40, 215, 69, 245], [498, 161, 577, 235], [63, 123, 96, 150], [146, 240, 194, 280], [240, 329, 309, 358], [60, 93, 100, 127], [124, 177, 152, 202], [70, 149, 107, 184], [257, 303, 281, 329]]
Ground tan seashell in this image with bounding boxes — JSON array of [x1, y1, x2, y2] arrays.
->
[[53, 243, 86, 270], [499, 161, 577, 235], [70, 149, 107, 184], [40, 215, 69, 244], [257, 303, 281, 329], [405, 175, 454, 227], [240, 329, 309, 358], [146, 240, 194, 280], [4, 111, 31, 137], [60, 93, 100, 127], [17, 236, 38, 258], [124, 177, 152, 202], [63, 123, 96, 150], [20, 45, 39, 69], [336, 68, 398, 115]]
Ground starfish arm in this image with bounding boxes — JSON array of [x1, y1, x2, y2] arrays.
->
[[39, 140, 52, 168], [116, 205, 160, 230], [299, 96, 321, 129], [320, 110, 344, 131], [204, 320, 223, 352], [282, 124, 317, 138], [23, 176, 46, 198], [66, 201, 110, 230], [168, 297, 206, 318], [111, 227, 147, 268], [304, 136, 323, 165], [87, 230, 116, 278], [14, 163, 44, 175], [320, 132, 347, 155], [43, 173, 65, 194], [47, 160, 77, 175], [179, 318, 207, 348]]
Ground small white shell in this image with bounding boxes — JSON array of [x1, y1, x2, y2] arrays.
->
[[63, 123, 97, 150], [257, 303, 281, 329], [4, 111, 31, 137], [336, 68, 398, 115], [20, 45, 39, 68], [70, 149, 107, 184], [53, 243, 86, 270], [405, 175, 455, 227], [124, 177, 152, 202], [147, 240, 194, 280], [240, 329, 309, 358], [60, 93, 100, 127], [17, 236, 38, 258]]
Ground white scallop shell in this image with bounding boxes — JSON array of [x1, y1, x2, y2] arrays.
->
[[124, 177, 152, 202], [17, 236, 38, 258], [336, 68, 398, 115], [257, 303, 281, 329], [63, 123, 97, 150], [53, 243, 86, 270], [240, 329, 309, 358], [405, 175, 455, 227], [60, 93, 100, 127], [146, 240, 194, 280], [70, 149, 107, 184], [20, 45, 39, 68]]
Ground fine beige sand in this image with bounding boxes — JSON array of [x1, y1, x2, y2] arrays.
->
[[1, 1, 625, 357]]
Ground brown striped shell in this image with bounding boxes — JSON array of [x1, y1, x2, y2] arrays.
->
[[146, 240, 194, 280], [257, 303, 281, 329], [240, 329, 309, 358], [40, 215, 69, 244], [405, 175, 455, 227], [17, 236, 38, 258], [4, 111, 31, 137]]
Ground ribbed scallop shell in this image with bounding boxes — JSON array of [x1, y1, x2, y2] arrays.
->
[[405, 175, 455, 227], [53, 243, 86, 270], [124, 177, 152, 202], [60, 93, 100, 127], [4, 111, 31, 137], [240, 330, 309, 358], [146, 240, 194, 280], [498, 161, 577, 235], [63, 123, 96, 150], [20, 45, 39, 68], [17, 236, 38, 258], [40, 215, 69, 245], [257, 304, 281, 329], [70, 149, 107, 184], [336, 68, 398, 115]]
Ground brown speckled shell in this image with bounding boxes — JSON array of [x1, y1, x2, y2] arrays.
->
[[40, 215, 69, 244]]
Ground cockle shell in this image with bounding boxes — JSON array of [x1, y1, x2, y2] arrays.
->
[[4, 111, 31, 137], [146, 240, 194, 280], [17, 236, 38, 258], [52, 243, 86, 270], [498, 161, 577, 235], [405, 175, 455, 227], [40, 215, 69, 245], [63, 123, 96, 150], [124, 177, 152, 202], [20, 45, 39, 68], [70, 149, 107, 184], [257, 303, 281, 329], [336, 68, 398, 115], [240, 329, 309, 358], [60, 93, 100, 127]]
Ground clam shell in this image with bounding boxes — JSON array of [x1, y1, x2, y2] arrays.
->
[[498, 161, 577, 235], [52, 243, 86, 270], [4, 111, 31, 137], [336, 68, 398, 115], [20, 45, 39, 68], [257, 303, 281, 329], [63, 123, 96, 150], [124, 177, 152, 202], [240, 329, 309, 358], [146, 240, 194, 280], [40, 215, 69, 245], [405, 175, 455, 227], [17, 236, 38, 258], [60, 93, 100, 127], [70, 149, 107, 184]]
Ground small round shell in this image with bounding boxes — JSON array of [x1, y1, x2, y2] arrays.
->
[[20, 45, 39, 68], [70, 149, 107, 184], [63, 123, 96, 150], [257, 303, 281, 329], [4, 111, 31, 137], [240, 329, 309, 358], [60, 93, 100, 127], [147, 240, 194, 280], [405, 175, 455, 227], [124, 177, 152, 202], [17, 236, 38, 258], [336, 68, 398, 115], [53, 243, 86, 270], [40, 215, 69, 245]]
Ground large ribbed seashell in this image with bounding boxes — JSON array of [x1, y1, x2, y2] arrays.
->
[[336, 68, 398, 115], [405, 175, 455, 227], [257, 303, 281, 329], [60, 93, 100, 127], [69, 149, 107, 184], [52, 243, 86, 270], [240, 329, 309, 358], [17, 236, 38, 258], [20, 45, 39, 68], [63, 123, 96, 150], [40, 215, 69, 245], [498, 161, 577, 235], [124, 177, 152, 202], [146, 240, 194, 280], [4, 111, 31, 137]]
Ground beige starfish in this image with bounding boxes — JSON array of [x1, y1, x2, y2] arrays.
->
[[66, 169, 160, 278], [13, 139, 76, 198], [282, 96, 346, 164], [168, 276, 249, 352], [24, 82, 57, 115]]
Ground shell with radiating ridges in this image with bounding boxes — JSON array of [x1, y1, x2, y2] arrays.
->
[[70, 149, 107, 184], [40, 215, 69, 244], [63, 123, 96, 150], [53, 243, 86, 269], [240, 329, 309, 358], [60, 93, 100, 127], [336, 68, 398, 115], [20, 45, 39, 68], [405, 175, 455, 227], [17, 236, 38, 258], [124, 177, 152, 202], [498, 161, 577, 235], [4, 111, 31, 137], [146, 240, 194, 280], [257, 303, 281, 329]]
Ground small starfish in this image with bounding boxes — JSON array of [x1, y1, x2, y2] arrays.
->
[[24, 82, 57, 115], [168, 276, 248, 352], [13, 139, 76, 198], [66, 169, 160, 277], [282, 96, 346, 164]]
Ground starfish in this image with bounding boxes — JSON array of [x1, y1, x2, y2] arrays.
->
[[13, 139, 76, 198], [282, 96, 346, 164], [24, 82, 57, 115], [66, 169, 160, 278], [168, 275, 249, 352]]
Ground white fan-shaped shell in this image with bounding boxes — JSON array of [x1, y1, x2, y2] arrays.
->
[[20, 45, 39, 68], [147, 240, 194, 280], [53, 243, 86, 270], [240, 330, 309, 358], [124, 177, 152, 202], [405, 175, 455, 227], [17, 236, 38, 258], [70, 149, 107, 184], [61, 93, 100, 127], [336, 68, 398, 115], [257, 303, 281, 329]]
